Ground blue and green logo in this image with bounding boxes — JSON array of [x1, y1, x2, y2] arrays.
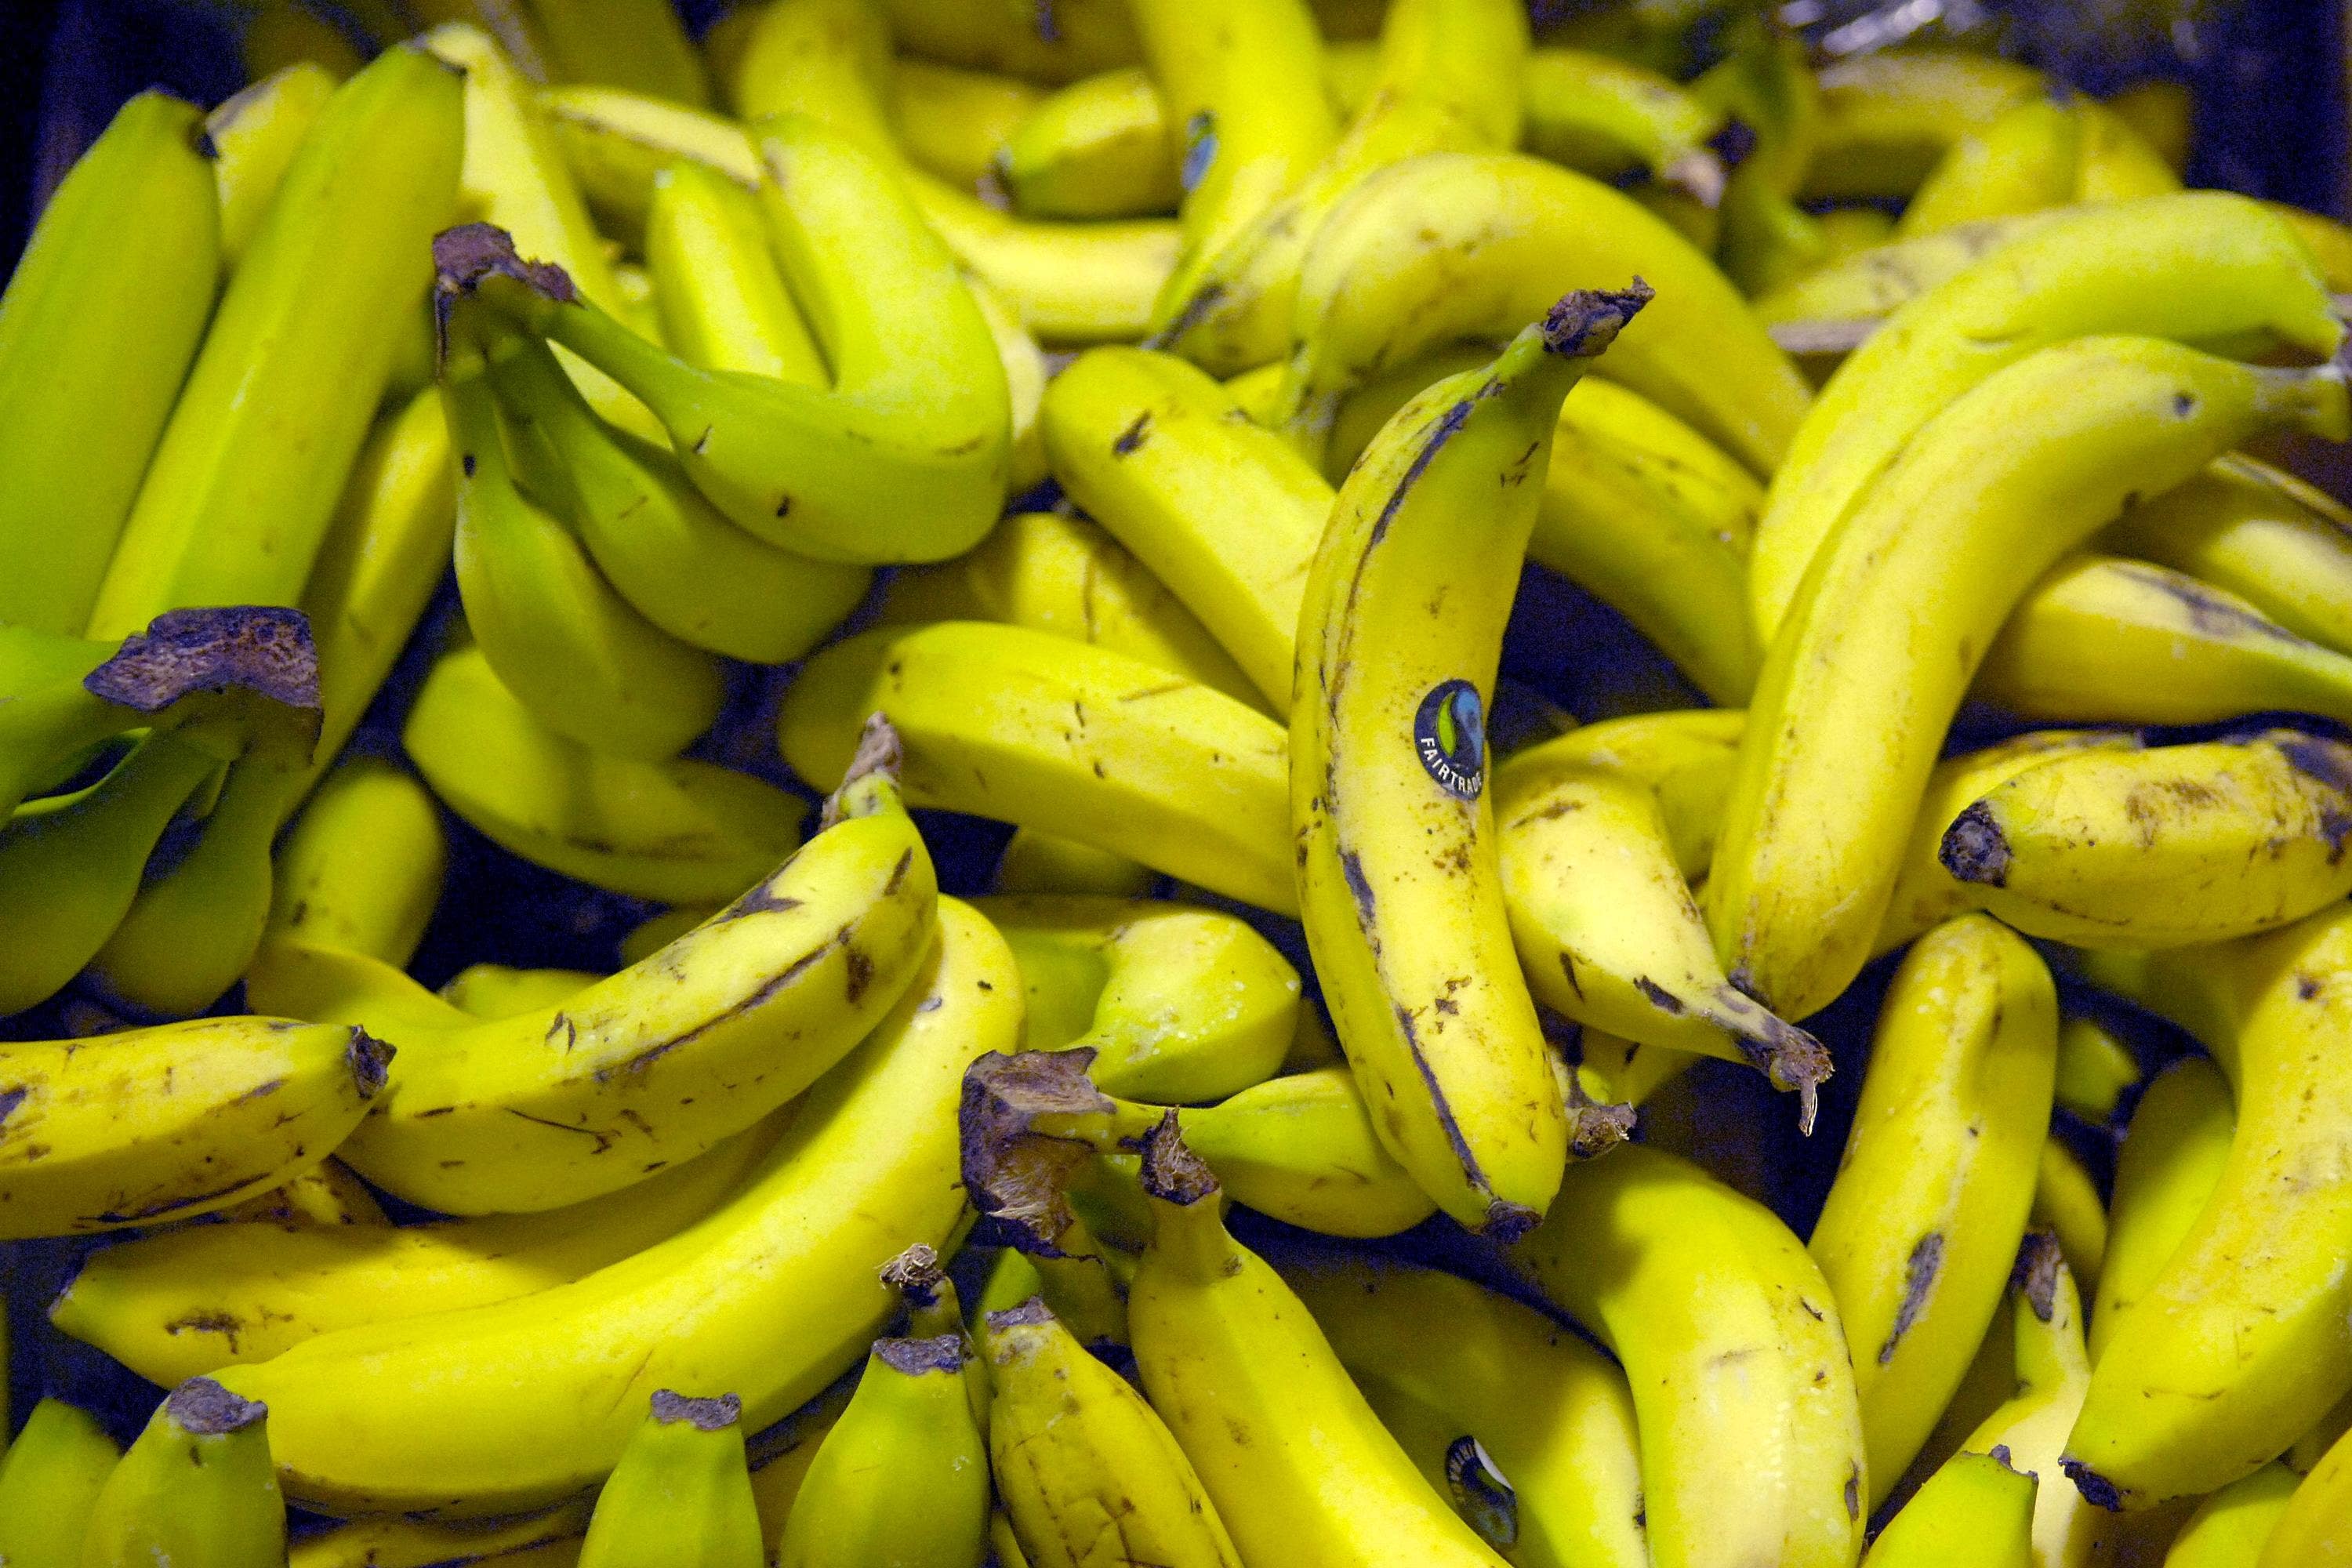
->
[[1414, 680, 1486, 800]]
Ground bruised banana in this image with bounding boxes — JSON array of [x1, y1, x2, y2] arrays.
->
[[1294, 292, 1646, 1234], [1806, 915, 2059, 1505], [578, 1392, 763, 1568], [2091, 1054, 2234, 1361], [266, 753, 446, 970], [781, 620, 1294, 914], [1937, 729, 2352, 949], [1705, 335, 2351, 1025], [81, 1381, 282, 1568], [218, 895, 1018, 1517]]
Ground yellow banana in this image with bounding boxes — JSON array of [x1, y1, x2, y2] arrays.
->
[[891, 57, 1040, 191], [267, 753, 445, 969], [2258, 1425, 2352, 1566], [993, 828, 1157, 898], [1693, 31, 1826, 298], [292, 1503, 598, 1568], [877, 509, 1262, 711], [780, 620, 1293, 913], [0, 1013, 386, 1240], [1153, 0, 1530, 376], [1938, 729, 2352, 948], [877, 0, 1171, 83], [1754, 212, 2057, 334], [215, 1155, 384, 1227], [2053, 1016, 2140, 1127], [1746, 193, 2343, 641], [207, 62, 336, 270], [53, 1115, 782, 1388], [1124, 1122, 1513, 1566], [0, 91, 220, 637], [641, 156, 828, 385], [1896, 93, 2084, 239], [239, 0, 363, 82], [1510, 1141, 1871, 1568], [998, 67, 1181, 220], [1272, 152, 1809, 476], [1864, 1450, 2037, 1568], [1282, 1253, 1648, 1568], [216, 895, 1018, 1516], [1040, 347, 1332, 712], [576, 1392, 763, 1568], [1493, 706, 1744, 881], [2268, 199, 2352, 289], [523, 0, 710, 107], [443, 964, 602, 1018], [973, 895, 1298, 1103], [2104, 454, 2352, 659], [2076, 99, 2183, 201], [87, 44, 464, 639], [1522, 47, 1726, 205], [967, 270, 1051, 494], [2160, 1461, 2299, 1567], [2064, 902, 2352, 1507], [984, 1299, 1242, 1568], [80, 1381, 281, 1568], [2092, 1055, 2233, 1362], [1296, 293, 1648, 1233], [1974, 554, 2352, 728], [1808, 915, 2060, 1505], [1707, 335, 2350, 1024], [0, 1399, 122, 1568], [2031, 1138, 2109, 1301], [775, 1337, 991, 1568], [1805, 49, 2046, 201]]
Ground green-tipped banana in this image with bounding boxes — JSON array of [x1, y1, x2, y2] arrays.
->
[[775, 1338, 991, 1568], [579, 1392, 763, 1568], [80, 1381, 281, 1568]]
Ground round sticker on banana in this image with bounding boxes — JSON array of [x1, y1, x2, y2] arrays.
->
[[1415, 679, 1487, 799]]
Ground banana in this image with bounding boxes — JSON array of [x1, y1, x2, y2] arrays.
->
[[524, 0, 710, 107], [1152, 0, 1530, 376], [86, 45, 464, 639], [290, 1503, 597, 1568], [2077, 99, 2183, 201], [999, 67, 1181, 220], [1805, 49, 2046, 201], [972, 895, 1298, 1103], [1041, 347, 1333, 712], [775, 1337, 991, 1568], [240, 0, 363, 82], [1864, 1449, 2037, 1568], [780, 620, 1294, 913], [80, 1381, 281, 1568], [993, 829, 1157, 898], [985, 1299, 1242, 1568], [1746, 193, 2343, 641], [2105, 455, 2352, 660], [1509, 1140, 1871, 1568], [2258, 1425, 2352, 1565], [1974, 554, 2352, 728], [967, 270, 1052, 495], [1281, 1253, 1648, 1568], [1936, 730, 2352, 949], [577, 1392, 762, 1568], [0, 1014, 387, 1240], [641, 157, 828, 385], [1808, 915, 2060, 1506], [2268, 200, 2352, 289], [441, 314, 728, 760], [280, 720, 932, 1214], [1694, 31, 1826, 299], [1296, 292, 1648, 1234], [2032, 1138, 2110, 1300], [216, 1156, 384, 1226], [1124, 1120, 1513, 1566], [892, 57, 1040, 191], [1522, 47, 1725, 205], [0, 1399, 122, 1568], [487, 329, 872, 665], [877, 510, 1262, 711], [1497, 753, 1831, 1115], [1896, 94, 2084, 239], [443, 964, 602, 1018], [216, 895, 1017, 1516], [2091, 1055, 2233, 1361], [53, 1114, 782, 1388], [0, 91, 220, 637], [2160, 1461, 2299, 1567], [267, 753, 446, 969], [878, 0, 1140, 84], [2053, 1017, 2140, 1127], [1875, 731, 2143, 962], [1493, 706, 1744, 880], [1707, 335, 2350, 1024], [208, 63, 336, 274], [1272, 153, 1809, 477], [2063, 902, 2352, 1507], [1754, 213, 2056, 333]]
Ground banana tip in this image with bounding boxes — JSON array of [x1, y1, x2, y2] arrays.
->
[[822, 715, 905, 829], [432, 223, 578, 307], [347, 1028, 394, 1099], [650, 1390, 741, 1431], [1541, 282, 1655, 359], [880, 1242, 946, 1303], [2060, 1457, 2125, 1512], [1138, 1111, 1219, 1206], [169, 1377, 267, 1436], [875, 1334, 967, 1376]]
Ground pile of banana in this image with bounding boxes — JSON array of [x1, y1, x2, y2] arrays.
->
[[7, 0, 2352, 1563]]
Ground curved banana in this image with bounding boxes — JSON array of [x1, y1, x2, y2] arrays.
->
[[892, 58, 1039, 191], [876, 0, 1139, 85], [1753, 212, 2056, 332], [2064, 904, 2352, 1504], [775, 1336, 991, 1568], [288, 1505, 597, 1568], [1154, 0, 1528, 376], [1805, 49, 2045, 201], [0, 90, 219, 637], [2106, 454, 2352, 660], [1808, 915, 2059, 1506], [1298, 297, 1651, 1233], [2032, 1137, 2110, 1299], [2258, 1425, 2352, 1566], [1747, 193, 2342, 640], [1282, 1253, 1647, 1568], [985, 1299, 1243, 1568], [993, 829, 1157, 898], [2091, 1055, 2233, 1361], [208, 63, 337, 269], [217, 896, 1018, 1517], [0, 1014, 387, 1240], [267, 753, 446, 969], [53, 1115, 782, 1388], [2053, 1016, 2141, 1127], [578, 1392, 762, 1568], [1040, 347, 1332, 712], [1975, 553, 2352, 728], [1706, 335, 2350, 1023], [1863, 1449, 2036, 1568], [1493, 706, 1744, 880], [1896, 94, 2083, 239], [1126, 1121, 1513, 1566], [1523, 47, 1725, 205], [641, 156, 827, 384], [216, 1155, 383, 1227], [999, 67, 1181, 220], [443, 964, 602, 1018], [974, 895, 1298, 1103], [88, 44, 464, 639], [1508, 1140, 1871, 1568], [1938, 730, 2352, 948], [877, 509, 1262, 711], [780, 620, 1293, 913], [80, 1380, 281, 1568], [0, 1398, 122, 1568], [967, 269, 1052, 495], [2159, 1461, 2299, 1567], [1272, 152, 1809, 476]]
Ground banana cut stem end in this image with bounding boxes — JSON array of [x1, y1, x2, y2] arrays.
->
[[1138, 1112, 1219, 1207], [649, 1389, 742, 1431], [169, 1377, 267, 1436], [1540, 281, 1656, 360]]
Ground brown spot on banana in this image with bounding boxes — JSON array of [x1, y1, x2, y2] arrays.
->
[[1880, 1232, 1946, 1364]]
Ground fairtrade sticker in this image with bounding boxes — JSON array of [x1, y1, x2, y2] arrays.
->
[[1414, 679, 1486, 799]]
